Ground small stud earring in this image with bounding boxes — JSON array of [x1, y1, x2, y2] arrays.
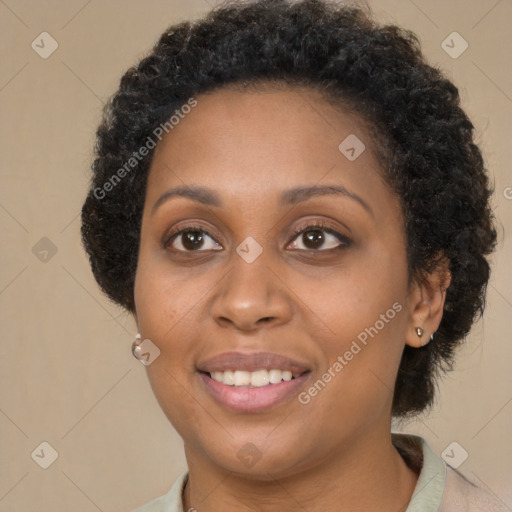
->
[[131, 333, 142, 359], [422, 333, 435, 347], [419, 332, 435, 347], [415, 327, 423, 337]]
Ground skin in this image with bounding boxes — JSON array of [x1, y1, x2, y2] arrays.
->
[[133, 84, 450, 512]]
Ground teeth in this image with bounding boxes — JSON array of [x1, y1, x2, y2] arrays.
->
[[234, 370, 251, 386], [250, 369, 269, 387], [209, 369, 300, 387], [223, 370, 235, 385], [269, 369, 282, 384], [282, 370, 293, 381]]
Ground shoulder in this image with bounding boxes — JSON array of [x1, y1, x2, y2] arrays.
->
[[441, 465, 509, 512], [132, 472, 188, 512], [392, 432, 508, 512]]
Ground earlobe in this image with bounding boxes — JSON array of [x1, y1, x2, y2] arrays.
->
[[405, 257, 451, 349], [413, 326, 435, 347]]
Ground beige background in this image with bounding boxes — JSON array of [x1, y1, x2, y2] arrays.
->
[[0, 0, 511, 510]]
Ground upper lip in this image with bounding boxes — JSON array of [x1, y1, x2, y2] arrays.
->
[[197, 351, 311, 374]]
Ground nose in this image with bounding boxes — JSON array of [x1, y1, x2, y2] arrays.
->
[[210, 249, 293, 332]]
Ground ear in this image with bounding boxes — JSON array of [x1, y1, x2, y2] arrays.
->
[[405, 255, 451, 348]]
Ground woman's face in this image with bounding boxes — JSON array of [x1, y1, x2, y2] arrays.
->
[[134, 85, 419, 478]]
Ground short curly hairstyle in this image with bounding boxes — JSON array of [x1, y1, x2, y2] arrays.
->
[[81, 0, 497, 418]]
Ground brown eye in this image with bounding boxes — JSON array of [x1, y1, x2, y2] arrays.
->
[[180, 230, 206, 250], [288, 223, 350, 251], [164, 226, 222, 252], [302, 229, 325, 249]]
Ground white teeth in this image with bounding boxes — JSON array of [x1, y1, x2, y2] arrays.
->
[[212, 371, 224, 382], [282, 370, 292, 381], [268, 369, 282, 384], [234, 370, 251, 386], [223, 370, 235, 386], [251, 370, 269, 387], [209, 368, 301, 387]]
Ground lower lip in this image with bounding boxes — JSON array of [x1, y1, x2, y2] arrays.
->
[[199, 372, 310, 413]]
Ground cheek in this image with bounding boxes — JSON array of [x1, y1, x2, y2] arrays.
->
[[299, 246, 408, 400], [303, 244, 407, 337], [134, 247, 197, 338], [134, 265, 201, 431], [133, 265, 201, 425]]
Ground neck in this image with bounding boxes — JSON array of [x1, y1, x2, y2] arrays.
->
[[182, 431, 419, 512]]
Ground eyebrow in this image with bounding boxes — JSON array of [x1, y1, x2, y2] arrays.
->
[[151, 184, 373, 216]]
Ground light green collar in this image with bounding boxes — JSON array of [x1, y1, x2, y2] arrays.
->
[[392, 433, 446, 511]]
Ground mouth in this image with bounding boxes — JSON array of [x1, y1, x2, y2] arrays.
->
[[202, 368, 306, 387], [198, 370, 311, 413], [197, 352, 312, 413]]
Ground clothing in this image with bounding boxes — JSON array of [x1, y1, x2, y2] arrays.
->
[[392, 434, 508, 511], [133, 433, 508, 511]]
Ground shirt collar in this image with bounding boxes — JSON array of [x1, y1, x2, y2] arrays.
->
[[392, 433, 447, 511]]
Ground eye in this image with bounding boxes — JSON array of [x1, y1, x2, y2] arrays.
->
[[287, 221, 351, 251], [163, 224, 222, 252], [163, 221, 351, 253]]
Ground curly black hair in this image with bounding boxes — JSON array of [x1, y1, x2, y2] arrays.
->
[[81, 0, 497, 418]]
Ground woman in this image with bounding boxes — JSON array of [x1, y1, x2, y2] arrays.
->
[[81, 0, 505, 510]]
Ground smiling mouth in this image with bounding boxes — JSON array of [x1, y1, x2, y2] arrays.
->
[[201, 369, 309, 388], [196, 351, 312, 411], [198, 369, 312, 413]]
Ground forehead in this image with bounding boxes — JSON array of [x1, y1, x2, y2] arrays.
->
[[145, 85, 393, 214]]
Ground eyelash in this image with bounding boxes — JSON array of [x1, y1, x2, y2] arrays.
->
[[163, 220, 351, 253], [289, 221, 351, 251]]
